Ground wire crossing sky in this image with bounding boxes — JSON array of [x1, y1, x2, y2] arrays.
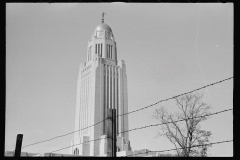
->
[[12, 77, 233, 153], [6, 3, 233, 156], [195, 4, 212, 103]]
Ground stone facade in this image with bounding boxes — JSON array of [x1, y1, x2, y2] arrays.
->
[[70, 22, 131, 156]]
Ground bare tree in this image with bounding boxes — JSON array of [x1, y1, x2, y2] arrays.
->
[[152, 92, 212, 157]]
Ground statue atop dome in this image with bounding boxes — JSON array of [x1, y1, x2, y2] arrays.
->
[[102, 12, 106, 23]]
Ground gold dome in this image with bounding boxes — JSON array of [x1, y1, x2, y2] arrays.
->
[[94, 23, 112, 33]]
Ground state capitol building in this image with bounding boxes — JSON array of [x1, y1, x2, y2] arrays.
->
[[70, 15, 132, 156]]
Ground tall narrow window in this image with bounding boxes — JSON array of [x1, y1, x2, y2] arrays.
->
[[107, 44, 109, 58], [111, 45, 112, 59], [108, 44, 110, 58], [95, 44, 97, 54], [109, 45, 111, 59], [98, 44, 100, 55], [101, 43, 102, 57], [103, 67, 105, 134], [109, 44, 110, 58]]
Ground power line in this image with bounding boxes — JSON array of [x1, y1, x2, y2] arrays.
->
[[126, 140, 233, 157], [118, 108, 233, 134], [17, 77, 233, 152], [48, 108, 232, 155], [117, 76, 233, 118], [49, 136, 108, 154], [21, 117, 108, 149]]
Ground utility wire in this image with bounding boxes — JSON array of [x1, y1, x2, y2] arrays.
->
[[21, 117, 108, 149], [48, 108, 232, 155], [16, 77, 232, 152], [119, 108, 233, 134], [117, 76, 233, 118], [126, 140, 233, 157], [49, 136, 108, 154]]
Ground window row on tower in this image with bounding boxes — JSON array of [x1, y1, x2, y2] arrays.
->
[[95, 43, 103, 57], [88, 43, 114, 61], [106, 44, 113, 59]]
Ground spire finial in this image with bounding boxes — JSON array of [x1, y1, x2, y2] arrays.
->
[[102, 12, 106, 23]]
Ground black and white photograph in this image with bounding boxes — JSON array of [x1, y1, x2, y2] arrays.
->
[[5, 3, 233, 157]]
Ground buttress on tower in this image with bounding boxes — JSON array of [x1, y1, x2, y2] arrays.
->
[[70, 17, 132, 156]]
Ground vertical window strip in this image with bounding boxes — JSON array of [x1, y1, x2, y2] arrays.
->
[[107, 66, 109, 109], [101, 43, 102, 57], [108, 44, 110, 58], [105, 65, 108, 133], [108, 45, 110, 58], [116, 68, 118, 135], [97, 44, 98, 55], [84, 76, 88, 133], [109, 66, 111, 109], [86, 77, 88, 134], [107, 44, 109, 58], [95, 44, 97, 54], [110, 45, 112, 59], [111, 45, 113, 59], [109, 45, 110, 59], [109, 67, 113, 109], [113, 67, 115, 110], [103, 65, 105, 134], [106, 44, 107, 58], [98, 44, 100, 55]]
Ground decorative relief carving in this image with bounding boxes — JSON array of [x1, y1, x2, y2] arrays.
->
[[97, 31, 104, 38]]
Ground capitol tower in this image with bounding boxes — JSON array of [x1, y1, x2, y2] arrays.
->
[[70, 14, 132, 156]]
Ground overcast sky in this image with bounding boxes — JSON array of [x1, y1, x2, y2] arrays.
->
[[6, 3, 233, 156]]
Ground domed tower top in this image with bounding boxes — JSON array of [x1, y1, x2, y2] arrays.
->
[[94, 23, 112, 33], [90, 13, 114, 41], [87, 13, 117, 63], [95, 12, 113, 33]]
